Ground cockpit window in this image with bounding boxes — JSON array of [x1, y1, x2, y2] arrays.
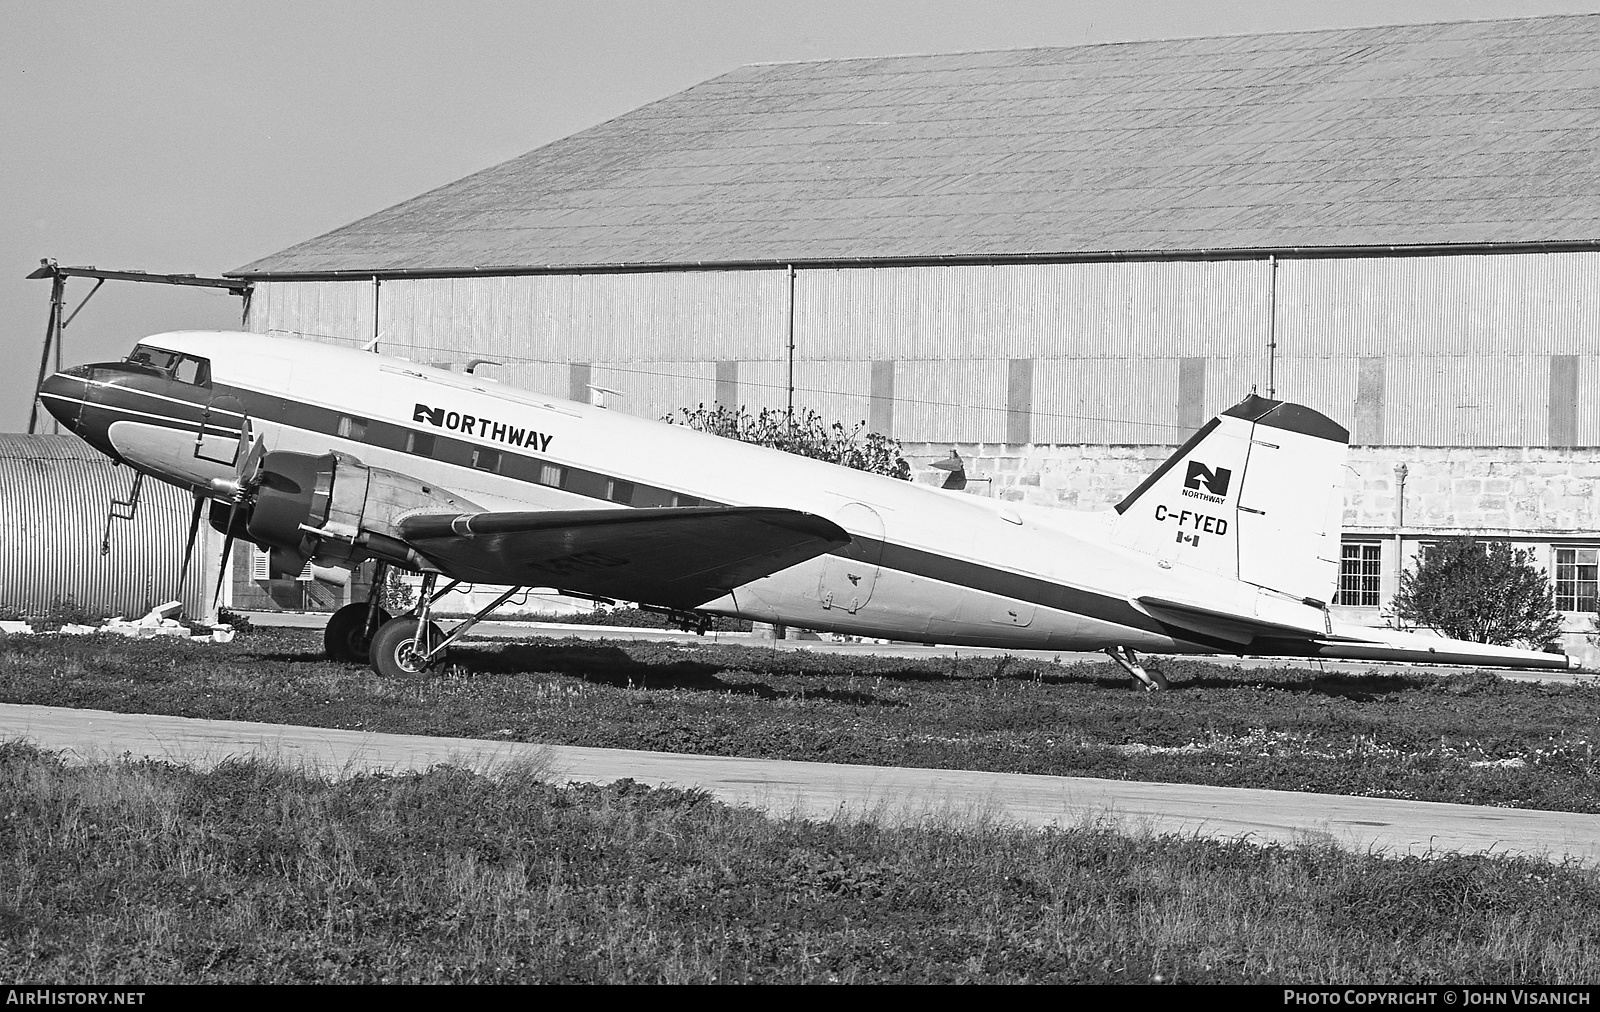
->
[[126, 345, 211, 386]]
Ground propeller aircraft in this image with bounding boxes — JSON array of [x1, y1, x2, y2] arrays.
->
[[37, 331, 1577, 684]]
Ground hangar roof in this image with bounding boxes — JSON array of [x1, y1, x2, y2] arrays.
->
[[234, 14, 1600, 277]]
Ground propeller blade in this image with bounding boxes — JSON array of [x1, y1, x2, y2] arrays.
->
[[178, 494, 203, 595], [239, 432, 266, 487], [212, 533, 235, 610], [211, 493, 246, 610]]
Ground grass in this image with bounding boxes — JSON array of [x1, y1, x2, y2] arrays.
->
[[2, 629, 1598, 811], [4, 742, 1599, 984]]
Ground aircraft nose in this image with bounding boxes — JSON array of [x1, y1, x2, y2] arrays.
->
[[39, 366, 90, 432]]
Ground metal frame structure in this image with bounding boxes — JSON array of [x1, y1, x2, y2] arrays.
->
[[27, 258, 251, 434]]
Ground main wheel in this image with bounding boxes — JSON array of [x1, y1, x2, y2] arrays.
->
[[324, 603, 391, 663], [369, 616, 446, 678]]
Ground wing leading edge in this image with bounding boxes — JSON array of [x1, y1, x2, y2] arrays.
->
[[398, 506, 850, 610]]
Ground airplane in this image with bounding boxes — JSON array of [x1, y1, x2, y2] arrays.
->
[[36, 330, 1577, 685]]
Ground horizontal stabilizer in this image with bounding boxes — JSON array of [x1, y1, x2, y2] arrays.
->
[[1137, 596, 1576, 671], [399, 505, 850, 610], [1288, 624, 1577, 671], [1136, 595, 1329, 646]]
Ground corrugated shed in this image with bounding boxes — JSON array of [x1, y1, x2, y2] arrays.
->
[[236, 15, 1600, 276], [251, 280, 376, 346], [1032, 358, 1187, 444], [893, 360, 1010, 443], [1385, 355, 1550, 445], [1277, 253, 1600, 356], [0, 435, 216, 622], [796, 261, 1266, 360], [344, 272, 786, 366]]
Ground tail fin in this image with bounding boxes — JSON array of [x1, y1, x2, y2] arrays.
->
[[1111, 394, 1349, 603]]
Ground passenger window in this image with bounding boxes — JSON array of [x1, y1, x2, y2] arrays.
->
[[606, 479, 634, 503], [405, 432, 435, 456], [472, 448, 501, 472], [338, 416, 369, 440]]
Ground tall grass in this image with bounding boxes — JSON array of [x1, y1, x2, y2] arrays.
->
[[3, 742, 1598, 983]]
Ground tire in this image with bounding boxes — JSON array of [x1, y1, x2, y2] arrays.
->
[[324, 603, 391, 664], [369, 616, 446, 678]]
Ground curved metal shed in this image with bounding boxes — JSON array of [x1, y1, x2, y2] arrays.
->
[[0, 434, 215, 622]]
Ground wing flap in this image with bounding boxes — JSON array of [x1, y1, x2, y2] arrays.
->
[[398, 506, 849, 609]]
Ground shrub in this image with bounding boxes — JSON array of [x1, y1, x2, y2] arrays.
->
[[1390, 538, 1564, 649], [216, 608, 254, 635], [666, 404, 911, 480], [378, 566, 417, 613]]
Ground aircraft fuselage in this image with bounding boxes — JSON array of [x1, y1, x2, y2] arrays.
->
[[42, 331, 1231, 653]]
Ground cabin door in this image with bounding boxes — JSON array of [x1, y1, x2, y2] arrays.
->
[[194, 394, 248, 465], [816, 502, 884, 614]]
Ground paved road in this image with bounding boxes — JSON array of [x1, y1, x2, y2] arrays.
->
[[243, 610, 1598, 685], [6, 702, 1599, 865]]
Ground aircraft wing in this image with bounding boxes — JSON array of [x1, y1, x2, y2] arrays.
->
[[397, 506, 850, 610]]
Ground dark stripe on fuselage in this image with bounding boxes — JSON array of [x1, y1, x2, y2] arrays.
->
[[215, 382, 708, 510], [67, 370, 1200, 645]]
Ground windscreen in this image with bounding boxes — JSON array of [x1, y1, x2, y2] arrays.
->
[[126, 345, 210, 385]]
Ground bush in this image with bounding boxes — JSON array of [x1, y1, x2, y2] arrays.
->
[[1391, 538, 1564, 649], [666, 404, 911, 480], [216, 608, 254, 635], [378, 566, 417, 613]]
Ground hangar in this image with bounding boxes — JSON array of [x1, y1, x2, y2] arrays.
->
[[226, 14, 1600, 659]]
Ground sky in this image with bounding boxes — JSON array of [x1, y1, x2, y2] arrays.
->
[[5, 0, 1595, 431]]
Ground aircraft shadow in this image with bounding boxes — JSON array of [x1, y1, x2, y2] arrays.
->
[[1145, 670, 1432, 699], [451, 642, 904, 707], [1011, 660, 1435, 698]]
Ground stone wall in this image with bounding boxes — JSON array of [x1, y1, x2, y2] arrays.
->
[[903, 442, 1600, 532]]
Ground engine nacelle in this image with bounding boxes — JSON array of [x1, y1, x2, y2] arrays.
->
[[237, 450, 478, 573]]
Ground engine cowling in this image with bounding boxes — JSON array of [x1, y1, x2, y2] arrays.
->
[[217, 450, 478, 577]]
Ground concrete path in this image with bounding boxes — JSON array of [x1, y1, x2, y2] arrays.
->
[[5, 702, 1599, 865]]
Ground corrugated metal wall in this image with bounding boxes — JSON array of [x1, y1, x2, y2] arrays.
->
[[248, 251, 1599, 446], [0, 435, 216, 622]]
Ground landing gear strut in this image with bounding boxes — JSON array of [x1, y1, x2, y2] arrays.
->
[[1105, 646, 1170, 691], [323, 561, 392, 663], [368, 574, 525, 678]]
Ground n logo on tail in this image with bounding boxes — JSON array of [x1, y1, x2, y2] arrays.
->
[[1184, 461, 1232, 496]]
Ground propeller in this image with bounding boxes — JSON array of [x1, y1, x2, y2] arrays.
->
[[177, 493, 204, 597], [211, 419, 266, 609]]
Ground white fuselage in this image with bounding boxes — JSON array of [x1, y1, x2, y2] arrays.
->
[[94, 332, 1283, 652]]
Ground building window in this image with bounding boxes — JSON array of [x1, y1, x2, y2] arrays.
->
[[1337, 542, 1382, 607], [1555, 548, 1598, 612], [250, 544, 271, 581]]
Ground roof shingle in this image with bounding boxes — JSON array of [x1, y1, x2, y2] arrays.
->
[[234, 14, 1600, 276]]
